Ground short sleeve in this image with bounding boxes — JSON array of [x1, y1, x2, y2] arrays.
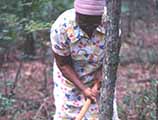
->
[[50, 22, 70, 56]]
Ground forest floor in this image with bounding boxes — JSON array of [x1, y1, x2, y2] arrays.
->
[[0, 19, 158, 120]]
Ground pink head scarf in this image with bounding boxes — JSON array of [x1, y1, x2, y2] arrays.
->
[[74, 0, 106, 16]]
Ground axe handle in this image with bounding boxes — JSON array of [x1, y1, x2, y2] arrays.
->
[[75, 81, 99, 120], [75, 98, 91, 120]]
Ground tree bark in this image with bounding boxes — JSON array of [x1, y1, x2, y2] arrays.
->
[[99, 0, 121, 120], [22, 0, 35, 55], [156, 0, 158, 11], [24, 32, 35, 55]]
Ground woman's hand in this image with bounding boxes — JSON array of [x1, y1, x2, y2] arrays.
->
[[82, 87, 98, 102], [91, 84, 99, 97]]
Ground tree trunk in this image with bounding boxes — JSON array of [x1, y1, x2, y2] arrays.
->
[[99, 0, 121, 120], [24, 32, 35, 55], [22, 0, 35, 56], [156, 0, 158, 12]]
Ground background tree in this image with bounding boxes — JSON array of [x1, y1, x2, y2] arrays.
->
[[99, 0, 121, 119], [0, 0, 73, 58]]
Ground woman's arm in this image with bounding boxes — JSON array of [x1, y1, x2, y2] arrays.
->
[[53, 52, 97, 101], [91, 66, 103, 97]]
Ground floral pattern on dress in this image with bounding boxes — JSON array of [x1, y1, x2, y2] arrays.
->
[[50, 8, 106, 120]]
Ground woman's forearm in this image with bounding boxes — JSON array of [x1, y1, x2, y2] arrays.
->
[[58, 64, 86, 91], [53, 52, 86, 91]]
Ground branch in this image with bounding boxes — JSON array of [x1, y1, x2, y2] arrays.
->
[[33, 97, 50, 120], [12, 61, 22, 93]]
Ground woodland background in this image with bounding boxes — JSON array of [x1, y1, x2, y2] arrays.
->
[[0, 0, 158, 119]]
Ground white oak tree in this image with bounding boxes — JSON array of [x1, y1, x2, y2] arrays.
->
[[99, 0, 121, 119]]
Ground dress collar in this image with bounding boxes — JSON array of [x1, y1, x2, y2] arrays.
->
[[68, 22, 105, 43]]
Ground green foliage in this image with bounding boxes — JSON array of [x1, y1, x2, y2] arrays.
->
[[136, 80, 157, 120], [25, 20, 51, 32], [121, 2, 129, 13], [52, 0, 73, 12], [0, 14, 19, 44], [51, 0, 73, 19], [123, 95, 131, 106], [0, 0, 74, 47], [0, 93, 16, 116], [119, 79, 157, 120]]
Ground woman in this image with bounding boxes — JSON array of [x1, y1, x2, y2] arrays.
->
[[50, 0, 108, 119]]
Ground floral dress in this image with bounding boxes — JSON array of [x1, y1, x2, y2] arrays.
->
[[50, 9, 106, 120]]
